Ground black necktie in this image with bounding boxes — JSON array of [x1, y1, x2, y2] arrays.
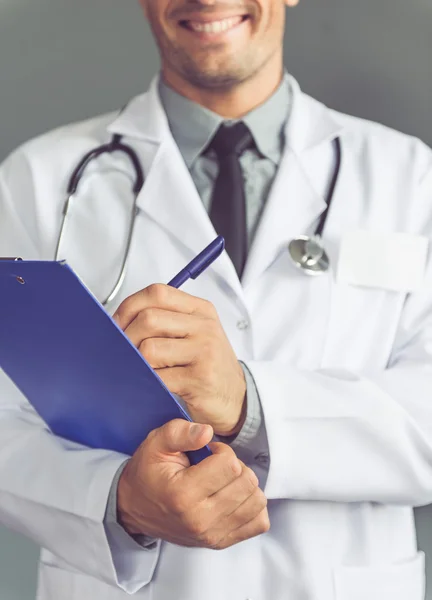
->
[[208, 122, 254, 278]]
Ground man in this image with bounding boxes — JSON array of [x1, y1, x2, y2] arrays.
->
[[1, 1, 432, 599]]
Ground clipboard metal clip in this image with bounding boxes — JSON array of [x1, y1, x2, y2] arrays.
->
[[0, 257, 23, 261]]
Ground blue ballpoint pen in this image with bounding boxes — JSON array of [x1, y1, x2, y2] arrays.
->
[[168, 236, 225, 288]]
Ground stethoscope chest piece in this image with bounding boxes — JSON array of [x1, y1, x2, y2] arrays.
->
[[288, 235, 330, 276]]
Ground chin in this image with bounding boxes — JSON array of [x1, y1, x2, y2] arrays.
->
[[180, 62, 251, 90]]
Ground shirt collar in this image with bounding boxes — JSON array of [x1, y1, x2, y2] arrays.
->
[[158, 73, 292, 169]]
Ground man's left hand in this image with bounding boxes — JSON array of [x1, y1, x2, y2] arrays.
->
[[113, 284, 247, 437]]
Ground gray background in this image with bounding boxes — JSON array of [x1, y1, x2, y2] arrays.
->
[[0, 0, 431, 598]]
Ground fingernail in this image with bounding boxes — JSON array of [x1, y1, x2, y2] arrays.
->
[[112, 313, 120, 325], [190, 424, 206, 441]]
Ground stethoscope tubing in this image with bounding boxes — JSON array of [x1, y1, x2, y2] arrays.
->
[[56, 135, 145, 307]]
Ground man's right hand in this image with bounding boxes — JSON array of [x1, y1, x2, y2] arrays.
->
[[117, 420, 270, 550]]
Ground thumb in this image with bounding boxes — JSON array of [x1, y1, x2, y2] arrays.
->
[[154, 419, 213, 455]]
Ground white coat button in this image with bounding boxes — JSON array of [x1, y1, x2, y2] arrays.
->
[[255, 452, 270, 467], [237, 319, 249, 331]]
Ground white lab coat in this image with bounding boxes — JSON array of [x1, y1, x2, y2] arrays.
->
[[1, 75, 432, 600]]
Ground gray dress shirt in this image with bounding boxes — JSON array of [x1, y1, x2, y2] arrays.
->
[[104, 75, 292, 548]]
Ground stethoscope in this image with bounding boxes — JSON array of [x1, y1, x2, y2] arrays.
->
[[56, 133, 341, 305]]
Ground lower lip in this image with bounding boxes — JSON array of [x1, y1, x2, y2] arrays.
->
[[180, 17, 249, 41]]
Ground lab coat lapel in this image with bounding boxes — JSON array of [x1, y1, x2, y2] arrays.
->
[[107, 78, 244, 300], [241, 148, 326, 287], [242, 79, 345, 288]]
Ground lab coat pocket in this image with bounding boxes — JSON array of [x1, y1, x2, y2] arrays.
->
[[320, 230, 428, 370], [333, 551, 425, 600], [321, 281, 406, 370], [37, 562, 155, 600], [337, 231, 428, 293]]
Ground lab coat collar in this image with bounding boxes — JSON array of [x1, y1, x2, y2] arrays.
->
[[284, 75, 344, 152], [107, 77, 171, 143], [107, 74, 344, 152]]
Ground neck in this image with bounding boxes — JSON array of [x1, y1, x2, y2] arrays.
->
[[161, 54, 285, 119]]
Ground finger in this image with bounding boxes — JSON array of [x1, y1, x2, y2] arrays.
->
[[216, 508, 271, 550], [139, 338, 198, 369], [114, 284, 218, 329], [213, 485, 266, 531], [177, 443, 242, 502], [202, 466, 260, 528], [124, 309, 204, 348], [148, 419, 214, 455], [209, 464, 259, 503], [186, 495, 268, 551], [155, 365, 191, 396]]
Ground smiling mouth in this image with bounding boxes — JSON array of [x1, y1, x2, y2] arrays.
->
[[180, 16, 249, 35]]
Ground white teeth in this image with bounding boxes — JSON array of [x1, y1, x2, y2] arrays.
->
[[187, 17, 243, 34]]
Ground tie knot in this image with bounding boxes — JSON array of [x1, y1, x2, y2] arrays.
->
[[209, 122, 254, 158]]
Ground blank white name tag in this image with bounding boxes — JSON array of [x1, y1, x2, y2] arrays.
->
[[337, 231, 429, 292]]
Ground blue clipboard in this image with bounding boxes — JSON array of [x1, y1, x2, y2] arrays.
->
[[0, 260, 212, 465]]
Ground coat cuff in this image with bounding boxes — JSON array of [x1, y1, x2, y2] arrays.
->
[[103, 460, 161, 593], [104, 460, 158, 550]]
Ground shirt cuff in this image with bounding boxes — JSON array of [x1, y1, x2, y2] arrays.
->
[[226, 361, 263, 450], [104, 460, 158, 550], [219, 363, 270, 487], [217, 362, 268, 462]]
